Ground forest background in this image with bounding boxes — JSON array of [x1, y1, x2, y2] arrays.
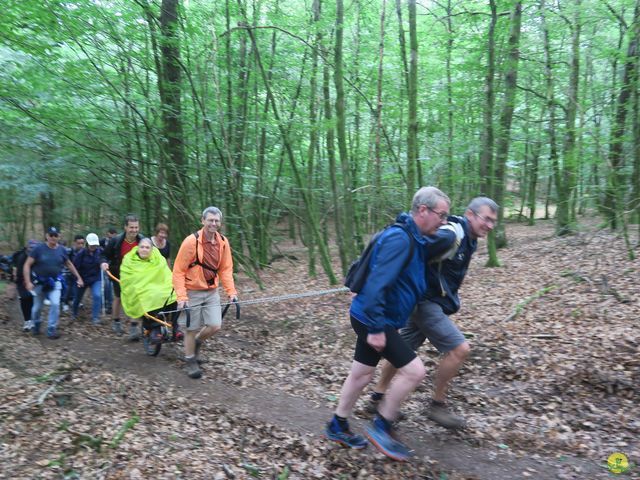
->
[[2, 0, 640, 284]]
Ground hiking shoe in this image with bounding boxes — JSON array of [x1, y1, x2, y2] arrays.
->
[[185, 356, 202, 379], [324, 418, 367, 449], [365, 419, 412, 462], [91, 318, 101, 326], [47, 332, 61, 340], [128, 322, 140, 342], [112, 319, 123, 336], [62, 304, 69, 313], [426, 402, 466, 430], [23, 320, 33, 333], [174, 329, 184, 341]]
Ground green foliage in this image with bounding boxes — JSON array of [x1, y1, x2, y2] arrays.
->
[[0, 0, 637, 258]]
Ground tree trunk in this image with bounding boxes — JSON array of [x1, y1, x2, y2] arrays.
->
[[479, 0, 497, 197], [486, 1, 522, 266], [406, 0, 419, 202], [335, 0, 357, 268], [556, 0, 581, 235], [159, 0, 190, 240], [606, 0, 640, 230]]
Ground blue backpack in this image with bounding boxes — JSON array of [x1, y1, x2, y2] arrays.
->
[[344, 223, 414, 293]]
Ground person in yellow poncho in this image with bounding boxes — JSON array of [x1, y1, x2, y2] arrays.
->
[[120, 238, 178, 342]]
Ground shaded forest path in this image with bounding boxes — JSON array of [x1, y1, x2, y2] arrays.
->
[[10, 302, 602, 479]]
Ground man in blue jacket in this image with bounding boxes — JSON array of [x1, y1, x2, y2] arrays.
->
[[325, 186, 451, 461], [368, 197, 498, 430]]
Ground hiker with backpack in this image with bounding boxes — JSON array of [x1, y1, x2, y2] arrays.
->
[[325, 186, 451, 462], [366, 197, 499, 430], [172, 206, 238, 379]]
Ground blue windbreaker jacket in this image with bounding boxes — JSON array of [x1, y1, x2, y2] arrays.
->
[[350, 212, 431, 334]]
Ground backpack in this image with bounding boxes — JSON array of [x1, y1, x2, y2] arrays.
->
[[344, 222, 414, 294], [188, 231, 226, 286]]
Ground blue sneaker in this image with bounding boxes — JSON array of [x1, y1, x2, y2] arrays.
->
[[365, 418, 412, 462], [324, 418, 368, 449]]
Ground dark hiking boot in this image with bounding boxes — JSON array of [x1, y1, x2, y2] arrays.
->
[[185, 356, 202, 379], [426, 401, 466, 430]]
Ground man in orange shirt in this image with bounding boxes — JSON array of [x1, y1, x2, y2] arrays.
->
[[173, 207, 238, 379]]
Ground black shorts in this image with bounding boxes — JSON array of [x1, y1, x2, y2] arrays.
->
[[351, 316, 416, 369], [113, 279, 121, 298]]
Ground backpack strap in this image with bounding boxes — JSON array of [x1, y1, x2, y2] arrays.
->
[[188, 231, 219, 286]]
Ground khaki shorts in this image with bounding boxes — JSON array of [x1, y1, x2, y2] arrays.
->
[[178, 289, 222, 331]]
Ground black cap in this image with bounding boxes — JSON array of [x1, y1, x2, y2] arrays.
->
[[47, 226, 60, 235]]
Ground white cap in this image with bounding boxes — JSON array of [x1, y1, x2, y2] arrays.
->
[[86, 233, 100, 246]]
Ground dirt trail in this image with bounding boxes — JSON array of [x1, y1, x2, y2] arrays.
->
[[32, 318, 603, 479]]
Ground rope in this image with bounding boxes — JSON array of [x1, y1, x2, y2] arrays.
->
[[158, 286, 351, 315], [105, 267, 350, 317]]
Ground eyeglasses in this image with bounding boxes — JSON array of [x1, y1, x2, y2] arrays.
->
[[426, 206, 449, 221], [473, 211, 497, 226]]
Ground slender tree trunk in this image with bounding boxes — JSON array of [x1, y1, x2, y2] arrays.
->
[[556, 0, 581, 235], [479, 0, 497, 197], [335, 0, 357, 268], [486, 1, 522, 266], [406, 0, 419, 201], [374, 0, 387, 229]]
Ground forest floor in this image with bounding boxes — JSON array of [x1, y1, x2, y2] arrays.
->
[[0, 219, 639, 479]]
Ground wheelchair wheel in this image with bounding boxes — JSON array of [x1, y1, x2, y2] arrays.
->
[[142, 332, 162, 357]]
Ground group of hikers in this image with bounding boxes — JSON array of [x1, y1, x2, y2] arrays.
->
[[12, 207, 237, 380], [10, 189, 498, 462]]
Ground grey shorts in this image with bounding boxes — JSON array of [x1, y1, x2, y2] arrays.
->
[[399, 300, 466, 353], [177, 289, 222, 331]]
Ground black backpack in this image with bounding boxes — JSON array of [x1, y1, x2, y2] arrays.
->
[[344, 222, 414, 293]]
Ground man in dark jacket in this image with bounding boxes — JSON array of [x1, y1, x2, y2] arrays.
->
[[324, 186, 450, 462], [368, 197, 498, 430], [72, 233, 106, 325], [101, 214, 143, 339]]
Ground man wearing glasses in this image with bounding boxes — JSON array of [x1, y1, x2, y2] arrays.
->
[[23, 226, 84, 339], [325, 186, 451, 461], [367, 197, 499, 430]]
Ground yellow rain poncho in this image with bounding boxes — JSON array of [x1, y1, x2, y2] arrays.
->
[[120, 246, 176, 318]]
